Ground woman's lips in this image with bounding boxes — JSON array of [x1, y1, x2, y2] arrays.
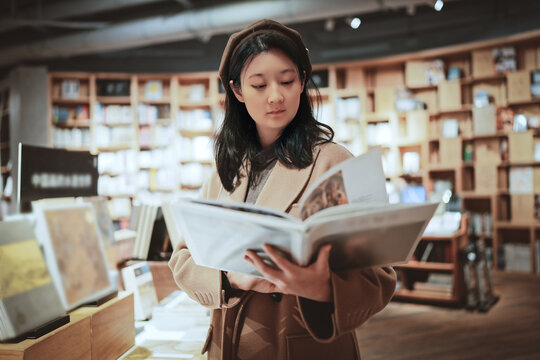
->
[[268, 109, 285, 114]]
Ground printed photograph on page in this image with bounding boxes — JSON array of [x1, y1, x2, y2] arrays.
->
[[301, 171, 349, 220]]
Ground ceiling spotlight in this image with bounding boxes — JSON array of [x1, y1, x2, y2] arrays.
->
[[434, 0, 444, 11], [350, 17, 361, 29], [325, 18, 335, 32]]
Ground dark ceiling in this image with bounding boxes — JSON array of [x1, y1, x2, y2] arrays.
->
[[0, 0, 539, 77]]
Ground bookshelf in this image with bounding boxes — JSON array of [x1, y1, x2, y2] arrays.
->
[[47, 72, 221, 227], [49, 73, 93, 151], [175, 73, 218, 193], [393, 216, 468, 305], [46, 29, 540, 280]]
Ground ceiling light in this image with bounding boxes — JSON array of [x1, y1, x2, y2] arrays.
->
[[434, 0, 444, 11], [350, 17, 361, 29], [325, 18, 335, 32]]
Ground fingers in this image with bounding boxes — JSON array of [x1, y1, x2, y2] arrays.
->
[[261, 244, 296, 273], [314, 244, 332, 270], [245, 250, 281, 280], [227, 271, 276, 293]]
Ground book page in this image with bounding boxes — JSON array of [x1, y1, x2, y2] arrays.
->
[[299, 147, 388, 220], [166, 199, 305, 277], [303, 202, 439, 269], [190, 198, 296, 220]]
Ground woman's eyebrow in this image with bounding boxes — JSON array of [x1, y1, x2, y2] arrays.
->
[[247, 69, 295, 79], [247, 73, 265, 79]]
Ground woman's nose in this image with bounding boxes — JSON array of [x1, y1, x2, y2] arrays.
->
[[268, 83, 284, 104]]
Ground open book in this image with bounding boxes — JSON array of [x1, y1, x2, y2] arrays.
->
[[164, 147, 438, 277]]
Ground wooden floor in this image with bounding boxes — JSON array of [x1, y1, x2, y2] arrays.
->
[[356, 272, 540, 360]]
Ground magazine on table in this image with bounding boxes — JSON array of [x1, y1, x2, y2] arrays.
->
[[164, 147, 438, 277]]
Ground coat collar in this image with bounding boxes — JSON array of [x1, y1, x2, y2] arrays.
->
[[226, 147, 321, 213]]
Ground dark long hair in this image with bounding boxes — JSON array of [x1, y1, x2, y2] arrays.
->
[[215, 31, 334, 192]]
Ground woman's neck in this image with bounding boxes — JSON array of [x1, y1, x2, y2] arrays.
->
[[257, 129, 281, 149]]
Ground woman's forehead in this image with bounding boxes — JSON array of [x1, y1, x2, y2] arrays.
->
[[241, 49, 297, 77]]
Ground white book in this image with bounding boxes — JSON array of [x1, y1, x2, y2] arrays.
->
[[134, 205, 149, 259], [121, 262, 158, 320], [140, 205, 159, 259], [162, 203, 183, 250], [134, 204, 160, 259], [164, 148, 438, 277]]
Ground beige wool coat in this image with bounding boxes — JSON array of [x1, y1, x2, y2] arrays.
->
[[169, 142, 397, 360]]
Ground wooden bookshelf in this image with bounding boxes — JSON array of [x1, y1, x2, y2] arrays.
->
[[45, 28, 540, 272], [394, 218, 468, 305]]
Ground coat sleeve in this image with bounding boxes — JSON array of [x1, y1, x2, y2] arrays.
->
[[297, 267, 397, 342], [168, 173, 244, 309]]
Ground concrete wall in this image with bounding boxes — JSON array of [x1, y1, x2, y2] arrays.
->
[[8, 66, 48, 212]]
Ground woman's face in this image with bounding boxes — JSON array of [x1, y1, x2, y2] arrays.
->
[[231, 49, 304, 148]]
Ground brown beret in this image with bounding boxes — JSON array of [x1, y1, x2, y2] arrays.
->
[[218, 19, 309, 86]]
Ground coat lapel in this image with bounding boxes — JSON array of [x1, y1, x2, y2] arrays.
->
[[255, 147, 321, 213], [225, 163, 249, 203], [221, 147, 321, 213]]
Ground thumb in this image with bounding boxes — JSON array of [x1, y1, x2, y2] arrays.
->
[[315, 244, 332, 267]]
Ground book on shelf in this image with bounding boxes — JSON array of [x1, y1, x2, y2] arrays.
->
[[423, 211, 462, 237], [121, 262, 159, 321], [162, 204, 182, 250], [0, 219, 66, 341], [420, 242, 434, 262], [144, 81, 163, 101], [61, 79, 80, 99], [412, 273, 453, 295], [32, 202, 116, 310], [414, 241, 451, 263], [132, 204, 172, 261], [164, 147, 438, 277], [502, 243, 531, 273]]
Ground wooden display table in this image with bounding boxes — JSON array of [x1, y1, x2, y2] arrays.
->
[[0, 315, 92, 360], [70, 293, 135, 360], [0, 294, 134, 360]]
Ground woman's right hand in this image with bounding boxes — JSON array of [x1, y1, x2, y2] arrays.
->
[[226, 271, 278, 293]]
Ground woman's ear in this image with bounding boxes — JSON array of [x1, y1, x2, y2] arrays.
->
[[230, 80, 244, 103]]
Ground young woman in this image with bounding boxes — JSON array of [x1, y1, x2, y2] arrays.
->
[[169, 19, 396, 360]]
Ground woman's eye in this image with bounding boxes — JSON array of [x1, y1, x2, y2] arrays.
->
[[282, 80, 294, 85], [252, 84, 266, 89]]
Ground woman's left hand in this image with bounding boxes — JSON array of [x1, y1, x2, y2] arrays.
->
[[245, 244, 333, 302]]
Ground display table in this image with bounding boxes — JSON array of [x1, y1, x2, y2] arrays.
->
[[70, 293, 135, 360], [0, 294, 134, 360], [0, 316, 91, 360]]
